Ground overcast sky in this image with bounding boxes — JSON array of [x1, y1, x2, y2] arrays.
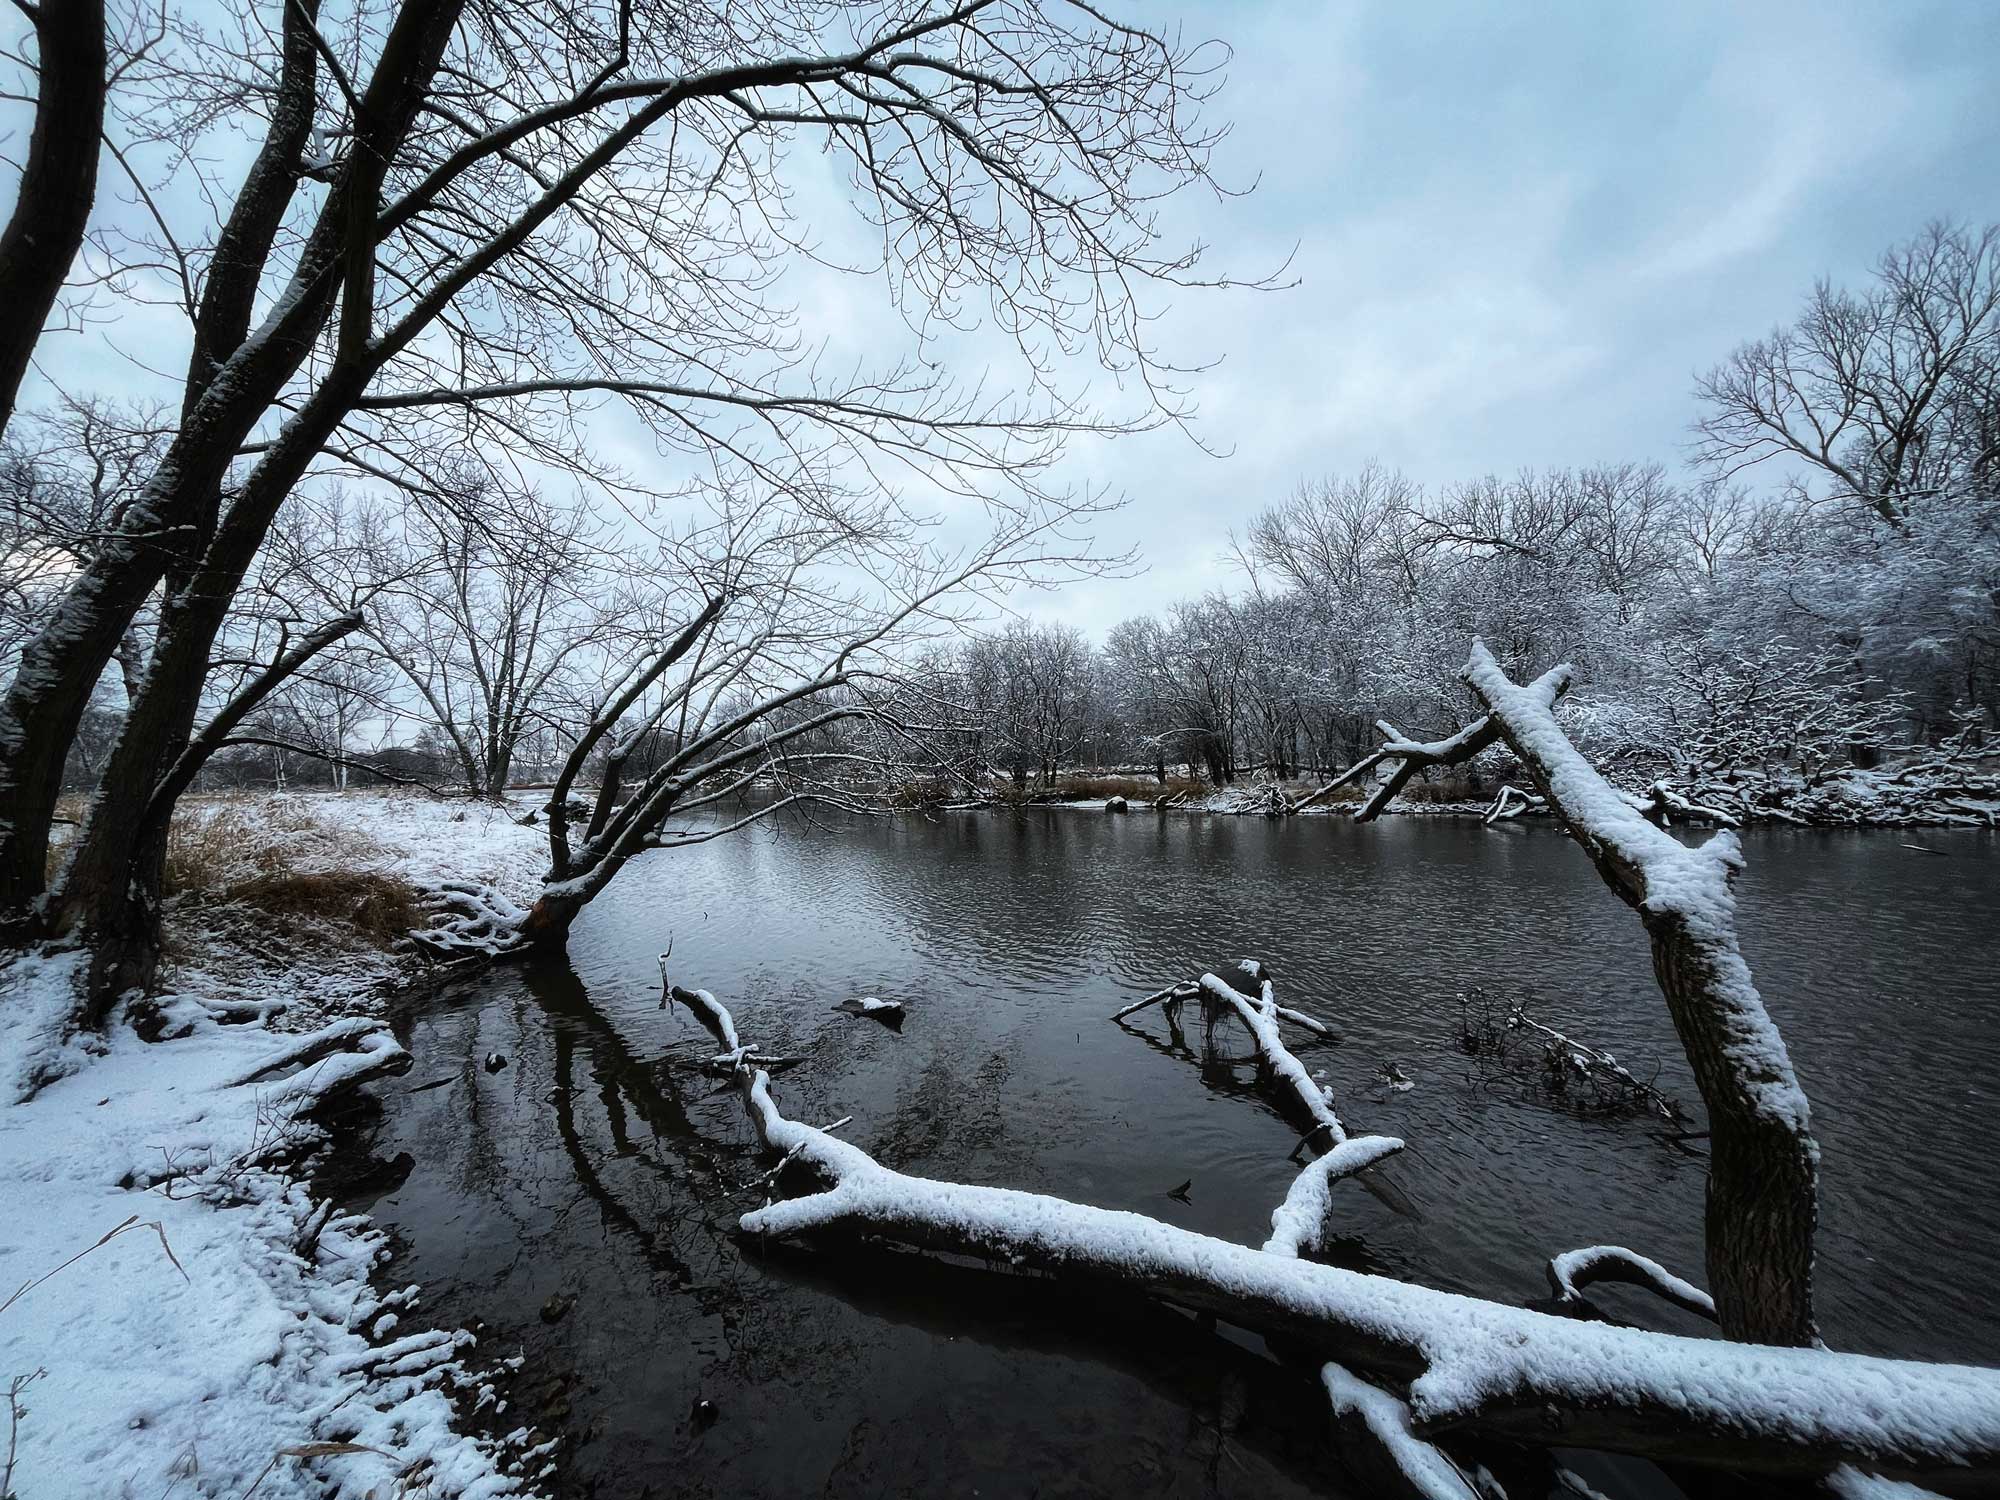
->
[[8, 2, 1995, 643], [1021, 0, 2000, 634]]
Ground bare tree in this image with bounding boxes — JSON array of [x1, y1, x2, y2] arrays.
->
[[418, 491, 1110, 954], [1693, 220, 2000, 527], [346, 486, 622, 799], [964, 620, 1097, 790], [0, 1, 1247, 1017]]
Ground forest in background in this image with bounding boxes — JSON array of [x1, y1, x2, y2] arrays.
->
[[16, 223, 1992, 816]]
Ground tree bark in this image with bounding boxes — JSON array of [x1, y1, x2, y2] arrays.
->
[[46, 0, 467, 1011], [0, 0, 105, 436], [0, 0, 337, 929]]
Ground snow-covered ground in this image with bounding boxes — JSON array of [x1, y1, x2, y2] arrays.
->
[[152, 793, 547, 1028], [2, 793, 549, 1499]]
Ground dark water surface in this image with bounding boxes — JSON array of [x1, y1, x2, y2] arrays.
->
[[356, 812, 2000, 1498]]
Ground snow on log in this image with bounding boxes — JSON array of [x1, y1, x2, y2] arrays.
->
[[1114, 972, 1333, 1038], [1110, 981, 1199, 1022], [1826, 1467, 1956, 1499], [223, 1016, 385, 1086], [220, 1016, 411, 1104], [660, 952, 740, 1054], [1285, 709, 1523, 818], [1266, 1135, 1406, 1257], [1461, 640, 1820, 1348], [1546, 1245, 1718, 1323], [834, 996, 906, 1032], [1321, 1363, 1485, 1500], [1482, 785, 1541, 825], [734, 1069, 2000, 1490], [1637, 780, 1740, 828], [1198, 970, 1345, 1144]]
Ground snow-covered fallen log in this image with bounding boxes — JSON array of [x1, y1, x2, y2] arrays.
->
[[1119, 961, 1401, 1224], [1482, 784, 1542, 825], [1197, 969, 1345, 1144], [658, 953, 806, 1073], [733, 1067, 2000, 1489]]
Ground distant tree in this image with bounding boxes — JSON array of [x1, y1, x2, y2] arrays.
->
[[1693, 220, 2000, 527]]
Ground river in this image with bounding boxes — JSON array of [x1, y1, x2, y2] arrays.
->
[[348, 811, 2000, 1498]]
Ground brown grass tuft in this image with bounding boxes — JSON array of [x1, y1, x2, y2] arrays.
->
[[161, 798, 423, 954], [222, 871, 425, 948]]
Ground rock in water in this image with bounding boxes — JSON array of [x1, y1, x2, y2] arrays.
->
[[833, 996, 905, 1033], [484, 1052, 508, 1073]]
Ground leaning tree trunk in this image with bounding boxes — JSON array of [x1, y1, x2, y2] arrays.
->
[[0, 0, 105, 437], [1459, 643, 1820, 1347], [45, 0, 466, 1013]]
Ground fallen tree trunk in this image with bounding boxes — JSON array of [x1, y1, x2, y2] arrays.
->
[[734, 1067, 2000, 1492]]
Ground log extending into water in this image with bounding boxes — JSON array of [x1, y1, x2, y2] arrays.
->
[[1197, 969, 1344, 1143], [735, 1068, 2000, 1493], [1111, 977, 1336, 1038], [1457, 644, 1821, 1348]]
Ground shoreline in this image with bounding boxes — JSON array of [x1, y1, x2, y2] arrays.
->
[[0, 796, 553, 1499]]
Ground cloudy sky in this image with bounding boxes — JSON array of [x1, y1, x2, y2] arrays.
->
[[7, 1, 1994, 642], [1021, 0, 1999, 633]]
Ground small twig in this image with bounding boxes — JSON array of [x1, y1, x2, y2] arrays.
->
[[0, 1215, 188, 1319]]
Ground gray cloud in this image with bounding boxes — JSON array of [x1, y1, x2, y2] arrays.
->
[[1021, 0, 2000, 634]]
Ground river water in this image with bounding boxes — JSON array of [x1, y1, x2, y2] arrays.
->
[[352, 811, 2000, 1498]]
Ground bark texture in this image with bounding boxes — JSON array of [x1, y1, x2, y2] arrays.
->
[[1459, 642, 1820, 1347]]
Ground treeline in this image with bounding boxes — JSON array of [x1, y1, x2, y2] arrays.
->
[[937, 222, 2000, 796], [15, 223, 1996, 810]]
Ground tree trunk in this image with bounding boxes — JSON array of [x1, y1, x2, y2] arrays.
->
[[0, 0, 106, 436], [1460, 644, 1820, 1346], [0, 0, 457, 942]]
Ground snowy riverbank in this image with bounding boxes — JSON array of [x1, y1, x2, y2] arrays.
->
[[1, 796, 549, 1499], [992, 757, 2000, 828]]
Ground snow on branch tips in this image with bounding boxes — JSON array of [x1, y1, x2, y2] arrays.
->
[[1546, 1245, 1718, 1323]]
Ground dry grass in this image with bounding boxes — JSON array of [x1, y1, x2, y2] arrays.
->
[[1393, 772, 1490, 805], [222, 871, 425, 948], [162, 799, 424, 957]]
